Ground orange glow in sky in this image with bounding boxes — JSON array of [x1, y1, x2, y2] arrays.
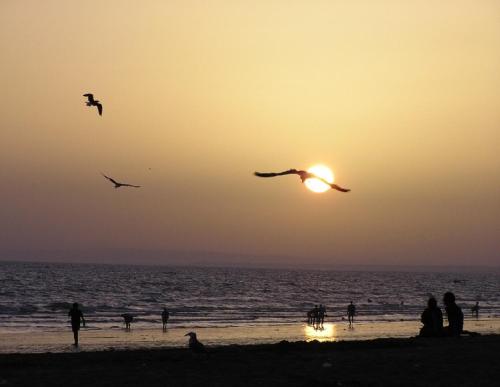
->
[[0, 0, 499, 267]]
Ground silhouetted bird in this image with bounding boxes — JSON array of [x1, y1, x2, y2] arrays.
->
[[83, 93, 103, 116], [254, 169, 350, 192], [102, 173, 141, 189], [185, 332, 206, 353]]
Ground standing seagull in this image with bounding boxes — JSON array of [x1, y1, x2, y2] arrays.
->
[[102, 173, 141, 189], [254, 169, 350, 192], [185, 332, 206, 353], [83, 93, 103, 116]]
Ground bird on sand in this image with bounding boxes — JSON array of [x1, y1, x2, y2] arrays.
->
[[83, 93, 103, 116], [102, 173, 141, 189], [185, 332, 206, 353], [254, 169, 350, 192]]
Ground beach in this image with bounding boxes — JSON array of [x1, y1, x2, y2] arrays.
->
[[2, 263, 498, 386], [1, 318, 499, 354], [1, 335, 499, 386]]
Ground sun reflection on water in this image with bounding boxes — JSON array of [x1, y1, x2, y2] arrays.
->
[[304, 323, 337, 342]]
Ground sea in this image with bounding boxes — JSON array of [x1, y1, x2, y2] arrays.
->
[[1, 261, 499, 333]]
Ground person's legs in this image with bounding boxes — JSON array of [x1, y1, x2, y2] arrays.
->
[[73, 329, 79, 346]]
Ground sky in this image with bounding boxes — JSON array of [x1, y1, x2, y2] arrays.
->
[[1, 0, 499, 267]]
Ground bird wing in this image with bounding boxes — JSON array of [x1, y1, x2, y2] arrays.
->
[[330, 183, 351, 193], [304, 173, 351, 192], [101, 173, 120, 186], [121, 183, 141, 188], [83, 93, 94, 103], [96, 103, 103, 116], [254, 169, 298, 178]]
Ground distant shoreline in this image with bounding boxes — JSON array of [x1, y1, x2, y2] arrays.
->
[[1, 258, 499, 273], [1, 335, 499, 386]]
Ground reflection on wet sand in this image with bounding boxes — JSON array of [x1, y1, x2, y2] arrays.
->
[[304, 323, 337, 342], [2, 319, 499, 353]]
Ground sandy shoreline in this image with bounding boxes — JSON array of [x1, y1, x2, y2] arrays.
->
[[1, 335, 499, 386], [1, 318, 499, 354]]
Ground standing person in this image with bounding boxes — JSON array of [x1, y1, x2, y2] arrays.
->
[[307, 308, 314, 325], [318, 304, 326, 326], [443, 292, 464, 337], [307, 308, 315, 325], [121, 314, 133, 330], [471, 302, 480, 319], [312, 305, 319, 328], [419, 297, 443, 337], [347, 301, 356, 326], [162, 307, 170, 330], [68, 303, 85, 347]]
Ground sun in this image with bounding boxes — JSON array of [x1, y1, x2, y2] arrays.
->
[[304, 165, 334, 193]]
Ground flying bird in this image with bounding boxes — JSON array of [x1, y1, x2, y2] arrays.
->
[[102, 173, 141, 189], [185, 332, 206, 353], [254, 169, 350, 192], [83, 93, 103, 116]]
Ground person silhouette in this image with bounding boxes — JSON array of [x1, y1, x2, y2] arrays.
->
[[68, 303, 85, 346], [307, 308, 314, 325], [121, 314, 133, 330], [318, 304, 326, 326], [347, 301, 356, 326], [471, 302, 480, 319], [419, 297, 443, 337], [312, 305, 319, 329], [161, 308, 170, 330], [443, 292, 464, 337]]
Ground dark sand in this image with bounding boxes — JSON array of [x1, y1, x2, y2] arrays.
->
[[1, 335, 499, 386]]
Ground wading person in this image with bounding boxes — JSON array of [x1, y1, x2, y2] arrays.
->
[[68, 303, 85, 346], [162, 307, 170, 330], [318, 304, 326, 326], [347, 301, 356, 326], [121, 313, 133, 330], [471, 302, 480, 319]]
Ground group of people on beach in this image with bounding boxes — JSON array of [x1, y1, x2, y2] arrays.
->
[[308, 292, 477, 336], [306, 304, 327, 328], [68, 291, 478, 347], [419, 291, 468, 337], [120, 308, 171, 331], [307, 301, 357, 329], [67, 303, 171, 346]]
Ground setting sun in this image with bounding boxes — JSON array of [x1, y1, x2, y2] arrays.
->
[[304, 165, 334, 193]]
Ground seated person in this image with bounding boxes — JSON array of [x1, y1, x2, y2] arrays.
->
[[419, 297, 443, 337], [443, 292, 463, 337]]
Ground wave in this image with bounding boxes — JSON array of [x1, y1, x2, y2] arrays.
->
[[1, 262, 499, 332]]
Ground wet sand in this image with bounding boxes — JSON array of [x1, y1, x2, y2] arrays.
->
[[1, 335, 499, 387], [1, 318, 499, 354]]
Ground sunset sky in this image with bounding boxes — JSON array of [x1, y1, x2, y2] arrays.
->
[[1, 0, 499, 267]]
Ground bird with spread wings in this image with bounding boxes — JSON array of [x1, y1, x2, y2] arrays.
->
[[254, 169, 350, 192], [83, 93, 103, 116], [102, 173, 141, 189]]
